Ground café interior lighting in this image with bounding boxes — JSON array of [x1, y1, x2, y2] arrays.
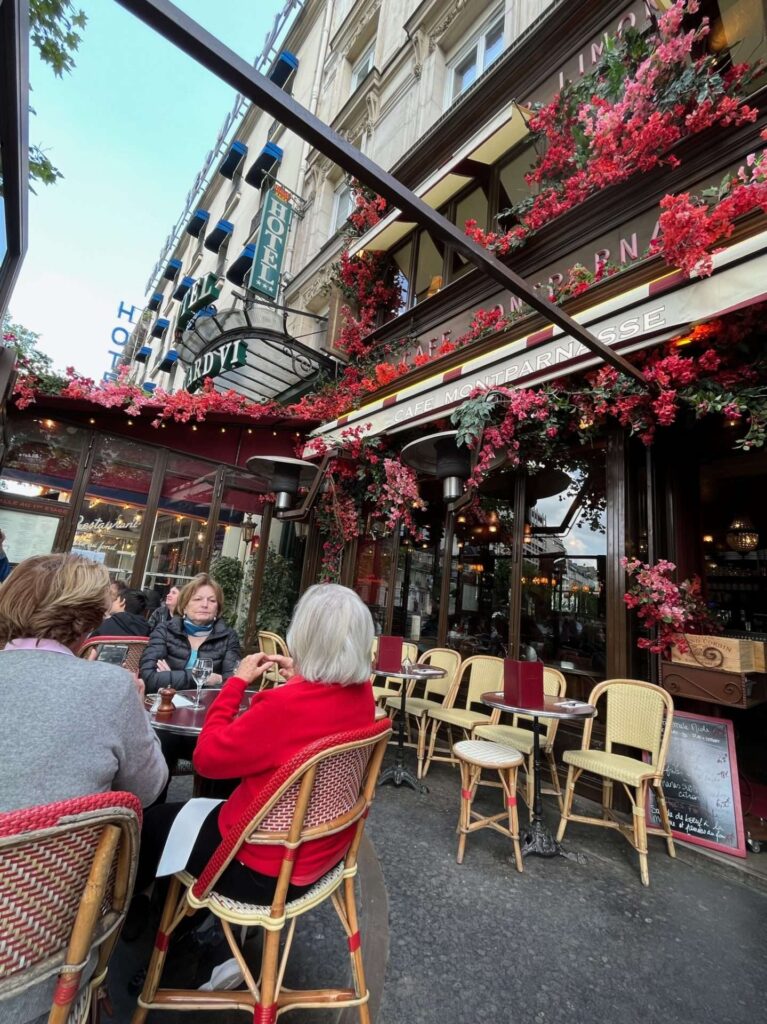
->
[[726, 517, 759, 554]]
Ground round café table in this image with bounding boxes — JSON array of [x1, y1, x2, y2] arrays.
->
[[146, 688, 255, 734], [481, 691, 596, 858], [373, 664, 445, 793]]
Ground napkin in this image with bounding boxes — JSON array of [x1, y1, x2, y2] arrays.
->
[[172, 693, 195, 708]]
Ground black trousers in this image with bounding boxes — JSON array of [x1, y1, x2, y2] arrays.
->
[[136, 802, 315, 904]]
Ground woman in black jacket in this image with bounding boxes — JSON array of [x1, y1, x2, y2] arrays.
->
[[140, 574, 241, 694]]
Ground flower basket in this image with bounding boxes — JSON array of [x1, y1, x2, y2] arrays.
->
[[670, 633, 766, 674]]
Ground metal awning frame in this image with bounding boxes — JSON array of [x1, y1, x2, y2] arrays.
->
[[115, 0, 646, 386]]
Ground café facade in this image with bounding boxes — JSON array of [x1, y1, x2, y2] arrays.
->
[[1, 0, 767, 835]]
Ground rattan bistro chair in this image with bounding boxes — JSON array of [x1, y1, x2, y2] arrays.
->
[[0, 792, 141, 1024], [384, 648, 462, 778], [133, 720, 391, 1024], [422, 656, 504, 777], [257, 631, 290, 688], [474, 667, 567, 816], [556, 679, 676, 886], [79, 636, 149, 674], [370, 639, 418, 706]]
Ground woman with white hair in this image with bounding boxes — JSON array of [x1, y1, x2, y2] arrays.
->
[[134, 583, 376, 905]]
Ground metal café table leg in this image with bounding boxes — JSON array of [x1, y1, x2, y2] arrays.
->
[[378, 680, 426, 793], [520, 716, 561, 857]]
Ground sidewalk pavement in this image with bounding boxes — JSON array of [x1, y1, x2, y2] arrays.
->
[[109, 752, 767, 1023]]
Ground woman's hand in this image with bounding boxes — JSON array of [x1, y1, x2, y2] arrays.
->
[[157, 658, 171, 672], [206, 672, 223, 685], [265, 654, 295, 680], [232, 653, 271, 685]]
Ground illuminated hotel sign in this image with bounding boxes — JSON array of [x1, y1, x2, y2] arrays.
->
[[185, 339, 248, 393], [178, 272, 222, 329], [248, 186, 294, 300]]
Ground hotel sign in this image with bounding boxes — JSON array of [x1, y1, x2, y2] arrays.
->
[[248, 187, 294, 300], [185, 339, 248, 393], [179, 272, 222, 329]]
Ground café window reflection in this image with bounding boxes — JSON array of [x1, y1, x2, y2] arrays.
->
[[520, 455, 607, 677], [0, 417, 86, 503]]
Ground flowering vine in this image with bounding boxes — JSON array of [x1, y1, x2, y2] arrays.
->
[[466, 0, 762, 256], [622, 557, 718, 656]]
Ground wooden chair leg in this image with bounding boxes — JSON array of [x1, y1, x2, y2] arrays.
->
[[340, 875, 371, 1024], [416, 717, 427, 779], [602, 778, 614, 820], [525, 753, 534, 820], [256, 928, 283, 1023], [456, 761, 475, 864], [132, 876, 185, 1024], [634, 782, 650, 887], [546, 748, 563, 812], [423, 719, 442, 778], [556, 766, 576, 842], [652, 780, 676, 858], [501, 767, 523, 874]]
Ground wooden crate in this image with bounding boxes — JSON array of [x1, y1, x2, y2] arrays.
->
[[669, 634, 766, 674], [661, 661, 767, 709]]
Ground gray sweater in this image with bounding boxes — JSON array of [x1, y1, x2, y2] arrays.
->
[[0, 650, 168, 812]]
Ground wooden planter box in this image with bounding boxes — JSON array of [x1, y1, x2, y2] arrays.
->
[[661, 661, 767, 710], [670, 634, 767, 674]]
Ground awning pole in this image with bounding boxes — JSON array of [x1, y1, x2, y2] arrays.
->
[[115, 0, 647, 386]]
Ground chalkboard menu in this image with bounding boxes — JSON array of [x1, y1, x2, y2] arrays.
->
[[648, 711, 746, 858]]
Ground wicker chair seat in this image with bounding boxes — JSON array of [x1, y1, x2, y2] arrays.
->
[[563, 748, 657, 786], [473, 723, 538, 755], [453, 740, 523, 769], [372, 685, 401, 702], [427, 707, 492, 730], [184, 861, 347, 929], [386, 695, 440, 717]]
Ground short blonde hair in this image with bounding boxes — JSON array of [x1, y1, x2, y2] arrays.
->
[[287, 584, 373, 685], [0, 554, 110, 648], [176, 574, 224, 619]]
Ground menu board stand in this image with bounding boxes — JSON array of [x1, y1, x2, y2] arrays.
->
[[647, 711, 746, 858]]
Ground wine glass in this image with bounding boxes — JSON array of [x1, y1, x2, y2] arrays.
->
[[191, 657, 213, 709]]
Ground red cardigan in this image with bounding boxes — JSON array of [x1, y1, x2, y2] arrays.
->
[[193, 673, 376, 885]]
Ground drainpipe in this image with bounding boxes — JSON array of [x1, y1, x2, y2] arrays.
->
[[282, 0, 335, 280]]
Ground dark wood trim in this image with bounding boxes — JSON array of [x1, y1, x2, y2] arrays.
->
[[0, 0, 29, 318], [437, 509, 454, 646], [57, 432, 97, 553], [129, 447, 168, 588], [606, 430, 628, 677], [299, 516, 321, 592], [341, 535, 359, 588], [200, 463, 227, 569], [244, 500, 273, 650], [507, 472, 526, 660]]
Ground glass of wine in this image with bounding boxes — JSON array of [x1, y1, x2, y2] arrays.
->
[[191, 657, 213, 709]]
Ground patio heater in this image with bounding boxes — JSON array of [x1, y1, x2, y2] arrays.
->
[[246, 455, 319, 511], [400, 431, 471, 502]]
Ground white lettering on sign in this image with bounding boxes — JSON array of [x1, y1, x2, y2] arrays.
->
[[186, 340, 248, 392], [102, 299, 140, 382]]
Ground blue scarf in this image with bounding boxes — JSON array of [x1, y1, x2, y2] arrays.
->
[[183, 617, 214, 669]]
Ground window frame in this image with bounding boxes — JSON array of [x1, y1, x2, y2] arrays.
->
[[330, 179, 354, 237], [445, 7, 506, 107], [350, 40, 375, 93]]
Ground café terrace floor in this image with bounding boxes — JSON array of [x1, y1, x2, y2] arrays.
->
[[110, 753, 767, 1024]]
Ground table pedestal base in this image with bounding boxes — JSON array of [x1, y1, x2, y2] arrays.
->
[[521, 817, 585, 862], [378, 762, 427, 793]]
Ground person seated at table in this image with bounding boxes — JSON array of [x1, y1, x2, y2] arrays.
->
[[140, 574, 240, 694], [134, 583, 376, 905], [148, 584, 180, 630], [93, 587, 152, 638], [0, 554, 168, 813]]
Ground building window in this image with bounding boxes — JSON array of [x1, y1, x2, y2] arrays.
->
[[331, 181, 354, 236], [350, 41, 375, 92], [448, 10, 505, 103]]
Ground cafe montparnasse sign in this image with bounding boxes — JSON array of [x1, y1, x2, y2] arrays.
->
[[185, 339, 248, 392], [248, 186, 294, 301]]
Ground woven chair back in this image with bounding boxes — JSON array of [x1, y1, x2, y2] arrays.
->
[[418, 648, 461, 701], [78, 636, 148, 674], [457, 655, 504, 711], [600, 679, 672, 765], [0, 793, 140, 1009], [193, 721, 391, 899], [513, 667, 567, 742], [257, 631, 289, 658]]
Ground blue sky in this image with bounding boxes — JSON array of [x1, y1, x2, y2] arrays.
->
[[11, 0, 285, 379]]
